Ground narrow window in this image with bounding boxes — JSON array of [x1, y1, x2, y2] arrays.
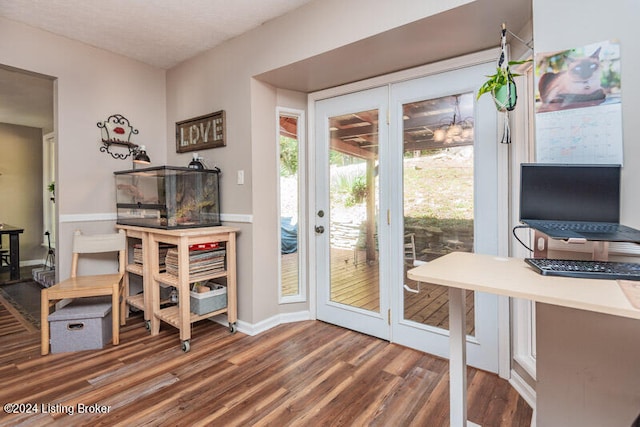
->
[[278, 108, 305, 302]]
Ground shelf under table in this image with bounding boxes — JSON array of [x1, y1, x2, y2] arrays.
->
[[155, 304, 228, 327], [155, 271, 228, 287], [126, 293, 145, 311], [125, 263, 143, 276]]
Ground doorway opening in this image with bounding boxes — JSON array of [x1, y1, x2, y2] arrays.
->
[[0, 65, 56, 279]]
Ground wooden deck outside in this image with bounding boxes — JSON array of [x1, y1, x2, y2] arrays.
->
[[282, 248, 475, 335]]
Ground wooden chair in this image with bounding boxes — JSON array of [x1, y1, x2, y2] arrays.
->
[[404, 233, 417, 266], [403, 233, 427, 294], [41, 229, 126, 355]]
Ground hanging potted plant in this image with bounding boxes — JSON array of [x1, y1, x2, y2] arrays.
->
[[476, 59, 529, 112]]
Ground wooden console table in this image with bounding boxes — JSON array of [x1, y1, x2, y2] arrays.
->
[[0, 224, 24, 281], [408, 251, 640, 427], [116, 225, 239, 352]]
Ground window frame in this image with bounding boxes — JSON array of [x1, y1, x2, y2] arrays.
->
[[277, 107, 307, 304]]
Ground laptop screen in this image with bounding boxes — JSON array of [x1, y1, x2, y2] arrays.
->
[[520, 163, 621, 223]]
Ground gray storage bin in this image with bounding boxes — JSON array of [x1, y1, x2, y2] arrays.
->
[[190, 283, 227, 315], [48, 297, 112, 353]]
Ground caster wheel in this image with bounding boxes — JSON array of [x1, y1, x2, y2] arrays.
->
[[145, 320, 150, 331], [181, 340, 190, 352], [228, 323, 237, 334]]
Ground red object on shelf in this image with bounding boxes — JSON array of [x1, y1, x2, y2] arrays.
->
[[189, 242, 221, 251]]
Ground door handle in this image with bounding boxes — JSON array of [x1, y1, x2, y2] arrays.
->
[[315, 225, 325, 234]]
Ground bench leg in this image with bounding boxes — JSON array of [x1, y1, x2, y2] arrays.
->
[[112, 284, 120, 345], [41, 290, 50, 355]]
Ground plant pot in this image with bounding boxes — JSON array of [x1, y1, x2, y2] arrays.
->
[[492, 81, 517, 112]]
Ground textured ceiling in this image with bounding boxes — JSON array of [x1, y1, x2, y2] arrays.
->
[[0, 0, 314, 69], [0, 0, 532, 133], [0, 0, 313, 132]]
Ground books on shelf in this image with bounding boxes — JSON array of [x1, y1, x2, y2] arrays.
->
[[165, 244, 226, 278], [133, 243, 172, 270]]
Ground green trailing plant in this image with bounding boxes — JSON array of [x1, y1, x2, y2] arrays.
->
[[476, 59, 531, 110]]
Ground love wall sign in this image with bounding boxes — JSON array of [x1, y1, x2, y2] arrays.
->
[[176, 110, 226, 153]]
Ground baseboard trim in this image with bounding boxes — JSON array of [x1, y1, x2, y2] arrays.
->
[[509, 368, 536, 413], [208, 310, 312, 336]]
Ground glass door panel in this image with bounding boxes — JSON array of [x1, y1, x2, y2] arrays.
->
[[390, 62, 501, 373], [329, 110, 379, 312], [402, 92, 476, 336]]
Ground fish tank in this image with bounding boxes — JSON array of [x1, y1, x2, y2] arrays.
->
[[114, 166, 221, 229]]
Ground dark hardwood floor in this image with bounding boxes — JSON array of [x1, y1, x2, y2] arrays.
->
[[0, 297, 532, 427]]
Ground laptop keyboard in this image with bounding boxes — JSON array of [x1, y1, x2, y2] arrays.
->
[[543, 222, 620, 233]]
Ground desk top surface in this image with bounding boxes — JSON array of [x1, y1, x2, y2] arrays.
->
[[0, 224, 24, 233], [407, 252, 640, 320]]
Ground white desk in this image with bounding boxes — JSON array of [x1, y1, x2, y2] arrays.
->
[[408, 252, 640, 427]]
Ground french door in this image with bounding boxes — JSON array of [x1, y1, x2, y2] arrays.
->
[[314, 62, 504, 372], [389, 64, 503, 373], [315, 86, 390, 339]]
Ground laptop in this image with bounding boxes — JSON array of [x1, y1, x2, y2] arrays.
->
[[519, 163, 640, 242]]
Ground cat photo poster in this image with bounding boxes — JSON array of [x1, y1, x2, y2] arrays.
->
[[535, 40, 623, 164], [535, 40, 621, 113]]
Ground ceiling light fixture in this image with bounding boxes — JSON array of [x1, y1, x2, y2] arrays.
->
[[433, 96, 474, 144]]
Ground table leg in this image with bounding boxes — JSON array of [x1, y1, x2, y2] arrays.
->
[[178, 236, 190, 342], [449, 287, 480, 427], [9, 232, 20, 281], [41, 290, 50, 355], [148, 234, 161, 335], [226, 232, 237, 325], [112, 283, 120, 345]]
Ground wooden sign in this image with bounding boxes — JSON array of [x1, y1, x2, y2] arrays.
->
[[176, 110, 225, 153]]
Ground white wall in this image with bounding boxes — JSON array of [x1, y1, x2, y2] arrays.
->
[[533, 0, 640, 424], [533, 0, 640, 228], [0, 17, 167, 279]]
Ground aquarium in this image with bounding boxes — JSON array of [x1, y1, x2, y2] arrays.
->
[[114, 166, 221, 229]]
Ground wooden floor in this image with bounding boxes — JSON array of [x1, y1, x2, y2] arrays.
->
[[283, 248, 475, 334], [0, 307, 532, 426], [0, 294, 37, 338]]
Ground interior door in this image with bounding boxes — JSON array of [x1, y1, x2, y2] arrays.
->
[[390, 63, 503, 373], [315, 86, 390, 340]]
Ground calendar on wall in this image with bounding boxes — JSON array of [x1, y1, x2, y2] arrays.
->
[[535, 103, 623, 163], [534, 40, 623, 164]]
